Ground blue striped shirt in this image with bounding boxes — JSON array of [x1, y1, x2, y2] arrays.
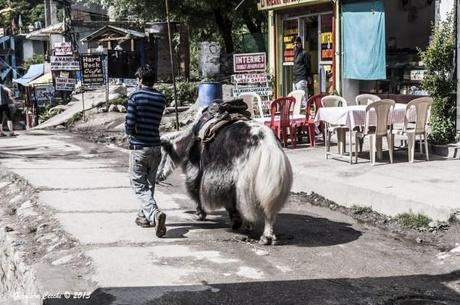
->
[[125, 87, 166, 147]]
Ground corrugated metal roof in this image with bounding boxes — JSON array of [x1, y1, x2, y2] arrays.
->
[[80, 25, 144, 42], [25, 23, 65, 40]]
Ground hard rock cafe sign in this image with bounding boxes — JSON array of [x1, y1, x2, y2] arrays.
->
[[258, 0, 321, 10]]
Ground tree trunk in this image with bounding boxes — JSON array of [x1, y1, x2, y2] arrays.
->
[[213, 8, 234, 53], [242, 10, 266, 52]]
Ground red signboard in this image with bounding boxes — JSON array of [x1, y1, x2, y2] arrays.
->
[[233, 52, 266, 73]]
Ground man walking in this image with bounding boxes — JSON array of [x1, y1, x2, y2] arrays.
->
[[0, 84, 15, 137], [125, 65, 167, 237], [293, 36, 312, 98]]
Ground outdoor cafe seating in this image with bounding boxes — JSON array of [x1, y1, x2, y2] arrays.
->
[[314, 95, 433, 165]]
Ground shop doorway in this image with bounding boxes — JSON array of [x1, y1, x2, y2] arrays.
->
[[281, 13, 333, 97]]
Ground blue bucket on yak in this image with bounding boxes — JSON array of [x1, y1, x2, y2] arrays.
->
[[198, 82, 223, 109]]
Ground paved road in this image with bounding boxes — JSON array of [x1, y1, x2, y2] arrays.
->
[[0, 130, 459, 305]]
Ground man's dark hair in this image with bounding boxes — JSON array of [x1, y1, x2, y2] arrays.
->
[[295, 36, 302, 43], [135, 64, 156, 87]]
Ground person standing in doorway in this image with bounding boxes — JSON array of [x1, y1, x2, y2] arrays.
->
[[293, 36, 312, 99], [125, 64, 167, 238], [0, 84, 15, 137]]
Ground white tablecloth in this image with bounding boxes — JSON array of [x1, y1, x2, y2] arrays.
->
[[254, 114, 305, 125], [314, 104, 416, 129]]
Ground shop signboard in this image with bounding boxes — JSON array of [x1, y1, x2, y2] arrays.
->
[[50, 56, 80, 71], [321, 32, 333, 44], [80, 54, 105, 85], [231, 73, 268, 84], [55, 77, 76, 91], [233, 52, 266, 73], [258, 0, 318, 10], [232, 86, 272, 97], [33, 84, 54, 106], [53, 42, 73, 56]]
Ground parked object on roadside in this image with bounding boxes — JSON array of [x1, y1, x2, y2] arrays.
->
[[125, 64, 167, 238], [0, 84, 15, 136], [156, 99, 293, 245]]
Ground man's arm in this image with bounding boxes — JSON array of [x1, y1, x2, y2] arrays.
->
[[125, 95, 137, 135]]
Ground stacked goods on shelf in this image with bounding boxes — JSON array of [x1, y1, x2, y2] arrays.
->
[[283, 20, 298, 62]]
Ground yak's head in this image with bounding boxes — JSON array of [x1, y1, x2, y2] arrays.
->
[[156, 127, 196, 182]]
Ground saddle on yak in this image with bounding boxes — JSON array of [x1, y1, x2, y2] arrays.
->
[[195, 99, 251, 144]]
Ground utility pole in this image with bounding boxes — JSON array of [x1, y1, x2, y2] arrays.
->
[[165, 0, 180, 131]]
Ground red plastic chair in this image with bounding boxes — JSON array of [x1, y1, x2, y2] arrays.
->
[[298, 94, 326, 146], [267, 96, 297, 148]]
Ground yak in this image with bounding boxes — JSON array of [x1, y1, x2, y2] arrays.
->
[[156, 100, 293, 245]]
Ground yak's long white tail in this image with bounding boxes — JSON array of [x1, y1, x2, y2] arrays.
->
[[236, 123, 293, 222]]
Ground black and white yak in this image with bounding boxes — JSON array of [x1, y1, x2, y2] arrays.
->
[[156, 101, 293, 245]]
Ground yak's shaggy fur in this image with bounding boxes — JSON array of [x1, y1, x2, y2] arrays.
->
[[157, 110, 293, 245]]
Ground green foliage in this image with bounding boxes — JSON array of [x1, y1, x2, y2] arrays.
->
[[419, 13, 456, 145], [351, 205, 373, 215], [110, 95, 128, 106], [39, 104, 64, 123], [21, 54, 44, 70], [396, 212, 431, 230], [66, 112, 83, 128], [156, 81, 198, 106], [0, 0, 44, 30]]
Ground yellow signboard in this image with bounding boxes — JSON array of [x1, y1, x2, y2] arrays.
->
[[258, 0, 328, 10], [321, 32, 333, 44]]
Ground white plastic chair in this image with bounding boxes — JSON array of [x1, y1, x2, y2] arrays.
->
[[321, 95, 347, 107], [321, 95, 349, 158], [355, 94, 380, 106], [392, 97, 432, 162], [288, 90, 305, 116], [238, 92, 264, 118], [355, 99, 395, 165]]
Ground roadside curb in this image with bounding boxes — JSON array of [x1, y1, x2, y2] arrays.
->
[[0, 167, 96, 304]]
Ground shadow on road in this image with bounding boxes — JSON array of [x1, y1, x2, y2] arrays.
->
[[162, 211, 362, 248], [42, 271, 460, 305]]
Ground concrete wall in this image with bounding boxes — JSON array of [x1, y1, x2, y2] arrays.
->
[[22, 40, 45, 61]]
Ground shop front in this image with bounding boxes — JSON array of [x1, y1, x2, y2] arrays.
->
[[341, 0, 436, 104], [260, 0, 451, 104], [259, 0, 339, 98]]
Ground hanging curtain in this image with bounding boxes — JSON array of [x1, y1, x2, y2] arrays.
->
[[343, 0, 386, 80]]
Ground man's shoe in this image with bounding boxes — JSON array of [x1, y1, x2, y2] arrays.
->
[[135, 214, 154, 228], [154, 211, 167, 237]]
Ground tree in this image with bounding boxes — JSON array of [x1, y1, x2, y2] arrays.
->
[[419, 13, 457, 145], [0, 0, 45, 32], [86, 0, 267, 54]]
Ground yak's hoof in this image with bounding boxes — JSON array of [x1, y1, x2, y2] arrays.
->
[[259, 235, 277, 245], [194, 210, 207, 221]]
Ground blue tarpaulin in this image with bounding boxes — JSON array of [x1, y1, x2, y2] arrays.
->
[[13, 64, 44, 86], [343, 1, 386, 80]]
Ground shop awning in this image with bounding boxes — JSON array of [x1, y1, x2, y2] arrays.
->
[[13, 64, 44, 86], [343, 1, 386, 80], [28, 72, 52, 86]]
